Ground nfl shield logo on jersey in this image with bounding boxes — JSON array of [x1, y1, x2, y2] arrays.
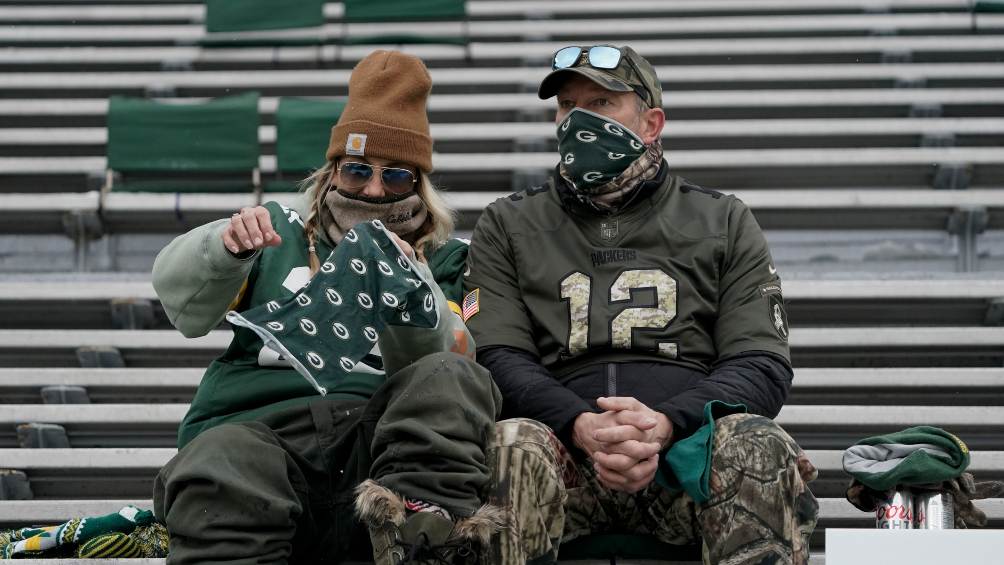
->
[[600, 220, 618, 241]]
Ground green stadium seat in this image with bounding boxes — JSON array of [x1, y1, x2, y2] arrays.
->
[[269, 96, 346, 192], [200, 0, 326, 48], [103, 92, 261, 195], [340, 0, 470, 56], [972, 0, 1004, 31], [974, 0, 1004, 13]]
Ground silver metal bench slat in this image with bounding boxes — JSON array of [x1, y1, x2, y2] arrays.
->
[[0, 368, 998, 406], [0, 367, 204, 387], [3, 147, 1003, 175], [3, 89, 1001, 117], [5, 35, 1003, 65], [88, 187, 1004, 215], [0, 448, 177, 468], [4, 448, 1002, 472], [1, 327, 1003, 350], [0, 498, 998, 524], [777, 405, 1004, 427], [4, 278, 1003, 301], [793, 367, 1004, 387], [0, 404, 189, 425], [4, 187, 999, 234], [0, 366, 998, 405], [2, 327, 1003, 349], [0, 330, 230, 349], [0, 0, 977, 22], [782, 279, 1004, 299], [8, 118, 1004, 146], [2, 63, 1002, 91], [5, 13, 1003, 43], [0, 369, 990, 405], [1, 403, 1000, 428]]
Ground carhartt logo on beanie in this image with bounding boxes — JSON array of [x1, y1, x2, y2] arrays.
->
[[326, 50, 434, 172]]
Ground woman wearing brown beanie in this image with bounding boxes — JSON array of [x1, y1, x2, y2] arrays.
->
[[149, 50, 562, 565]]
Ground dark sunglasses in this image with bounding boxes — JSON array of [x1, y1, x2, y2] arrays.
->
[[551, 45, 653, 107], [335, 161, 417, 195]]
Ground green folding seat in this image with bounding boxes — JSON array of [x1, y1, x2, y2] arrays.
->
[[974, 0, 1004, 12], [340, 0, 470, 55], [268, 97, 346, 192], [200, 0, 327, 48], [103, 92, 261, 194], [972, 0, 1004, 30]]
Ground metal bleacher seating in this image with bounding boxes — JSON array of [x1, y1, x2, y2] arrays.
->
[[1, 0, 1003, 563]]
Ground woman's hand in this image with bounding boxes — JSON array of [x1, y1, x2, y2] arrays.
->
[[222, 207, 283, 255], [388, 232, 418, 262]]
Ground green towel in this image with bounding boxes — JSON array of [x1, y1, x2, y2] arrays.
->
[[842, 426, 970, 491], [227, 219, 440, 396], [656, 400, 747, 504]]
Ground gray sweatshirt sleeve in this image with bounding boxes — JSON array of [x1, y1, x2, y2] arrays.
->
[[152, 219, 259, 338], [377, 261, 475, 377]]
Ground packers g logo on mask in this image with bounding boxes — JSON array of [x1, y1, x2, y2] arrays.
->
[[556, 108, 647, 194]]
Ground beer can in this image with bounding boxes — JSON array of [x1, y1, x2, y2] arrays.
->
[[876, 489, 914, 529], [913, 491, 954, 529]]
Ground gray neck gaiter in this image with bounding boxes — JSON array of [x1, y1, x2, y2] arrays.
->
[[323, 189, 428, 245]]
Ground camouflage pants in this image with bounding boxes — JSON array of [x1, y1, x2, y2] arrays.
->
[[487, 414, 818, 565]]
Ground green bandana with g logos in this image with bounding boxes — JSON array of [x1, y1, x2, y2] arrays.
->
[[557, 108, 647, 193], [226, 220, 440, 396]]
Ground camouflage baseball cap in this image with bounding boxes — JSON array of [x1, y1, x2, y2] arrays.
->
[[538, 45, 662, 109]]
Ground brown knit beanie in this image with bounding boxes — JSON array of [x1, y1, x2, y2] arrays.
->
[[325, 50, 434, 172]]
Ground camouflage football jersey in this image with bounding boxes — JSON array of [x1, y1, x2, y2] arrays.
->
[[464, 173, 789, 379]]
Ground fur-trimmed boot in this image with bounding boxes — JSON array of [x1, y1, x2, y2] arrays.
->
[[354, 479, 505, 564]]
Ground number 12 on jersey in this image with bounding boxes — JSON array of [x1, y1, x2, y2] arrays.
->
[[559, 269, 679, 358]]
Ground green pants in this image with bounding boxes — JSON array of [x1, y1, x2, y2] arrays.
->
[[153, 352, 500, 565], [488, 414, 819, 565]]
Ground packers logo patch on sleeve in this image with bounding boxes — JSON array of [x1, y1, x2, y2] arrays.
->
[[462, 288, 480, 322]]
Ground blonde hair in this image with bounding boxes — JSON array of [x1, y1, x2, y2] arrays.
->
[[300, 161, 456, 275]]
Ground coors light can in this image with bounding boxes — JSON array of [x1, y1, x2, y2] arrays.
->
[[913, 491, 954, 529], [876, 489, 914, 529]]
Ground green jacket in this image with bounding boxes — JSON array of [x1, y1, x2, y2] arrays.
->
[[153, 191, 470, 447]]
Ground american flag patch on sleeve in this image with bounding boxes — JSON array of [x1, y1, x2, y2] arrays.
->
[[461, 288, 480, 322]]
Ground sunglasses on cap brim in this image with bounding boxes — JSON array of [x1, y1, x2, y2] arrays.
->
[[551, 45, 654, 107]]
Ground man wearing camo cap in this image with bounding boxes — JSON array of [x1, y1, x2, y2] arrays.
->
[[468, 45, 820, 564]]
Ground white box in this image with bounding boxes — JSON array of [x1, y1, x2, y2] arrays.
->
[[826, 528, 1004, 565]]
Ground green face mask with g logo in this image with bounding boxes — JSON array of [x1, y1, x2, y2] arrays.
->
[[556, 108, 647, 194]]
